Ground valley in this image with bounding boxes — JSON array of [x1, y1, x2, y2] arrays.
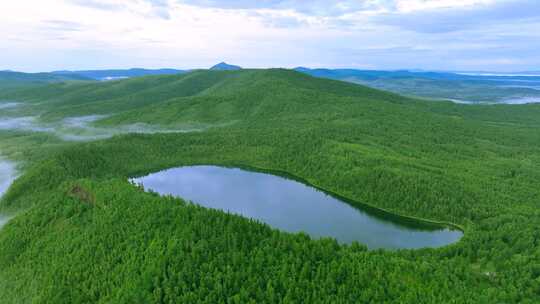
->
[[3, 0, 539, 301], [0, 69, 539, 302]]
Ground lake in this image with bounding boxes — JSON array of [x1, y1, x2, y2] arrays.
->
[[131, 166, 462, 249]]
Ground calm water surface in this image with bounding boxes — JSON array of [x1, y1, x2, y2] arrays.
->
[[132, 166, 462, 249]]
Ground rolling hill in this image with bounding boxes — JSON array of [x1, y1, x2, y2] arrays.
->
[[0, 70, 92, 91], [0, 69, 539, 303]]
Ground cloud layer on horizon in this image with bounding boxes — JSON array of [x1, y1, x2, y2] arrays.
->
[[0, 0, 539, 72]]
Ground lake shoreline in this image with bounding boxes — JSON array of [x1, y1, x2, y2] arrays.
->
[[201, 162, 466, 233], [132, 163, 464, 250]]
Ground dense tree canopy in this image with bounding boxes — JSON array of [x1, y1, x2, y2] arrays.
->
[[0, 70, 539, 303]]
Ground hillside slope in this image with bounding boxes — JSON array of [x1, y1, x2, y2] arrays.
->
[[0, 71, 92, 91], [0, 69, 539, 303]]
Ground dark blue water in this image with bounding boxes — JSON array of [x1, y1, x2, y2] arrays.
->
[[132, 166, 462, 249]]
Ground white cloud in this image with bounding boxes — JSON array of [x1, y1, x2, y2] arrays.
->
[[394, 0, 495, 12], [0, 0, 538, 72]]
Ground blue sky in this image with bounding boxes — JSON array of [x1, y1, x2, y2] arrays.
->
[[1, 0, 539, 72]]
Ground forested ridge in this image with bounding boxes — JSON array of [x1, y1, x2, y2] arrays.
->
[[0, 69, 539, 303]]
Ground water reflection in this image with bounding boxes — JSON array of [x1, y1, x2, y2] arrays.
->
[[132, 166, 462, 249]]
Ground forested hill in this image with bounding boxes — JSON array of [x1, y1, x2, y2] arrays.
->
[[0, 69, 540, 302], [0, 70, 91, 91], [5, 68, 540, 125], [0, 69, 410, 122]]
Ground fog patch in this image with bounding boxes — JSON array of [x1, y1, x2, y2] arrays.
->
[[0, 216, 10, 229], [0, 116, 55, 132], [0, 158, 17, 198], [0, 114, 202, 142], [55, 115, 114, 141], [0, 102, 20, 110], [500, 97, 540, 104], [54, 116, 201, 141], [101, 76, 129, 81], [446, 97, 540, 105], [446, 99, 475, 104], [0, 158, 17, 229], [117, 123, 200, 135], [62, 115, 108, 128]]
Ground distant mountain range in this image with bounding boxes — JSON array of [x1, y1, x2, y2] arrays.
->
[[0, 70, 91, 90], [49, 62, 242, 80], [294, 67, 540, 103], [52, 68, 188, 81], [0, 70, 90, 82], [294, 67, 540, 81], [0, 63, 243, 89], [2, 63, 539, 104]]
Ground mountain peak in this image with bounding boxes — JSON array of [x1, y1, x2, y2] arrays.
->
[[210, 62, 242, 71]]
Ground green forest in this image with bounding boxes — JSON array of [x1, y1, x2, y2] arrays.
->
[[1, 69, 539, 303]]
